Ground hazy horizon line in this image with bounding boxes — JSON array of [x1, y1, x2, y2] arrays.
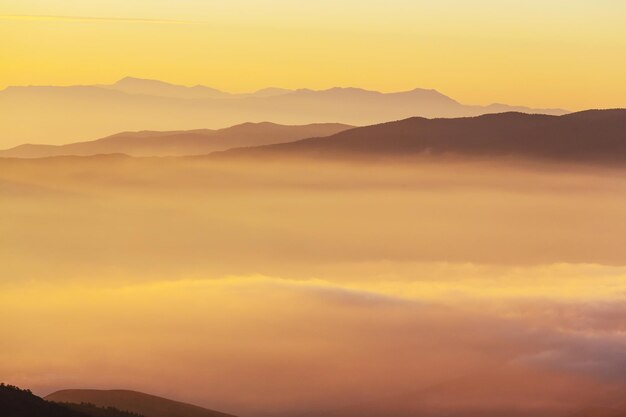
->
[[0, 76, 573, 111]]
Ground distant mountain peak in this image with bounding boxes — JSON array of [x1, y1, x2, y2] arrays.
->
[[326, 86, 374, 92], [289, 87, 382, 98], [111, 76, 178, 88], [114, 76, 169, 86], [407, 87, 440, 93], [251, 87, 293, 97], [107, 77, 229, 98]]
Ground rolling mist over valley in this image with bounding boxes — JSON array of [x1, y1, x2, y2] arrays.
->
[[3, 1, 626, 417]]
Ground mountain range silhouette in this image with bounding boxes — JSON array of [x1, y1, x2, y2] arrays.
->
[[0, 122, 351, 158], [0, 77, 567, 147], [215, 109, 626, 164]]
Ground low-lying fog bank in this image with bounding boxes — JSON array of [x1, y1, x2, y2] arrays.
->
[[1, 156, 625, 417]]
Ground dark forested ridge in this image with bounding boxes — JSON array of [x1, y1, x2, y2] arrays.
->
[[61, 402, 144, 417], [46, 389, 236, 417], [0, 384, 143, 417]]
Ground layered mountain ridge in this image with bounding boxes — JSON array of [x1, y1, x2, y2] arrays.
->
[[215, 109, 626, 164], [0, 77, 568, 147]]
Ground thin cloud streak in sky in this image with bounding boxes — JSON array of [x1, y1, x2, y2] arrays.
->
[[0, 14, 197, 24]]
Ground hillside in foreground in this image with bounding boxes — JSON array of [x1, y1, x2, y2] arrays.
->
[[0, 384, 142, 417], [46, 389, 236, 417]]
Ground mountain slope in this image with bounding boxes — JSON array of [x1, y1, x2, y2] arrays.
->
[[0, 122, 353, 157], [0, 77, 567, 147], [215, 109, 626, 164], [0, 384, 140, 417], [46, 389, 236, 417]]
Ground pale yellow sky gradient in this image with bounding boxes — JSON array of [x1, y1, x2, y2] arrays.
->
[[1, 1, 625, 111]]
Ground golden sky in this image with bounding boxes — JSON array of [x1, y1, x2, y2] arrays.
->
[[1, 0, 625, 110], [2, 3, 626, 411]]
